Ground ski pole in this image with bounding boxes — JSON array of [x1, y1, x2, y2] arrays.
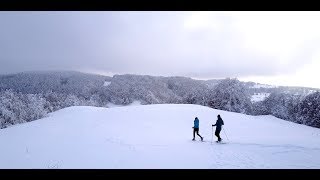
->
[[222, 127, 229, 141], [211, 126, 213, 144], [224, 127, 230, 140]]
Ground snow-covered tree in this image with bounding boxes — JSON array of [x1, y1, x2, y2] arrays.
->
[[255, 92, 302, 122], [251, 101, 269, 115], [87, 94, 101, 107], [207, 78, 252, 114], [0, 90, 27, 128], [63, 94, 82, 107], [1, 71, 319, 129], [296, 91, 320, 128], [22, 93, 47, 122]]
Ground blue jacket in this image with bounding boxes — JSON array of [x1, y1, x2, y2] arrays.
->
[[194, 118, 199, 128]]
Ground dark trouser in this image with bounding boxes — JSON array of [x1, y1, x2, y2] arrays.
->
[[193, 128, 203, 139], [215, 127, 222, 141]]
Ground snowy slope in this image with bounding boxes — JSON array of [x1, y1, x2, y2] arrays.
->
[[1, 104, 320, 169]]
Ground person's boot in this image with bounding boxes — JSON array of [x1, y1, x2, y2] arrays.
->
[[192, 138, 195, 141], [201, 137, 203, 141]]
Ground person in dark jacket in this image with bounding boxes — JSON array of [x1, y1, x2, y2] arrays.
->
[[212, 114, 224, 142], [192, 117, 203, 141]]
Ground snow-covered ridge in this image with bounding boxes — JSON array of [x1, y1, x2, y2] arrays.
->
[[1, 104, 320, 169]]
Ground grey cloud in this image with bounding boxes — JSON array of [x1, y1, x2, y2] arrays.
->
[[0, 11, 318, 80]]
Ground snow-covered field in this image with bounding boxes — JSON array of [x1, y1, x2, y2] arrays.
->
[[250, 84, 277, 88], [103, 81, 111, 86], [251, 93, 270, 102], [1, 104, 320, 169]]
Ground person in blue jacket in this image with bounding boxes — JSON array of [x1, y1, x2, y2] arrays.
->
[[212, 114, 224, 142], [192, 117, 203, 141]]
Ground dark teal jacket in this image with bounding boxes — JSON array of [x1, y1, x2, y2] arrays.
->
[[194, 118, 199, 128]]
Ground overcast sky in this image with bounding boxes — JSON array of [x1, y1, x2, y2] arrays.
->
[[1, 11, 320, 88]]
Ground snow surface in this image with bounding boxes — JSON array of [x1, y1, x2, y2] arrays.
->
[[1, 104, 320, 169], [103, 81, 111, 86], [251, 93, 270, 102], [250, 84, 277, 88]]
